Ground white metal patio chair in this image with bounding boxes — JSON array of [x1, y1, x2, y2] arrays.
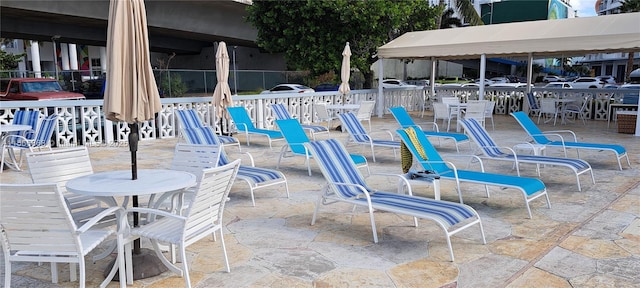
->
[[0, 183, 127, 288], [313, 103, 337, 131], [125, 160, 240, 288], [355, 100, 376, 132], [174, 131, 290, 206]]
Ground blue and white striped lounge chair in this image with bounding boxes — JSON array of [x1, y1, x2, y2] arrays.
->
[[179, 127, 290, 206], [460, 118, 595, 191], [227, 106, 284, 148], [275, 119, 369, 176], [389, 106, 470, 152], [175, 109, 241, 151], [10, 109, 40, 140], [2, 114, 58, 171], [271, 103, 329, 140], [397, 126, 550, 219], [338, 112, 399, 162], [511, 111, 631, 170], [305, 139, 486, 261]]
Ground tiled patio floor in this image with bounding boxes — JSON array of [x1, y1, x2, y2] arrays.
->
[[1, 112, 639, 287]]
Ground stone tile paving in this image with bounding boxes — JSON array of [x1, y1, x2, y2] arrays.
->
[[1, 113, 638, 287]]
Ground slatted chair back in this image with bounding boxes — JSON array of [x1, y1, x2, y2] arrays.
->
[[129, 160, 240, 287], [26, 147, 117, 228], [484, 100, 496, 130], [0, 183, 124, 288], [183, 159, 240, 245], [170, 143, 223, 182], [180, 127, 235, 165], [463, 101, 486, 126], [355, 100, 375, 131], [314, 103, 335, 129]]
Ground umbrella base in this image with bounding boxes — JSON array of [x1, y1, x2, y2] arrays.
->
[[105, 248, 169, 281]]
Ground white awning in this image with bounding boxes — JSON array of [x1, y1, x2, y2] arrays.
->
[[377, 13, 640, 60]]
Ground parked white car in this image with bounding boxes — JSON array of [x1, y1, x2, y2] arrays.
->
[[596, 75, 617, 84], [474, 79, 494, 86], [489, 77, 509, 84], [571, 77, 604, 89], [543, 82, 573, 89], [261, 84, 315, 94], [489, 83, 533, 88], [543, 75, 566, 83], [382, 79, 418, 88]]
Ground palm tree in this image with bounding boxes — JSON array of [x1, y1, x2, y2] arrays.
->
[[440, 8, 463, 29], [619, 0, 640, 82], [436, 0, 483, 28]]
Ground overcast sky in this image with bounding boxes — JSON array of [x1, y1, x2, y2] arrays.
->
[[571, 0, 598, 17]]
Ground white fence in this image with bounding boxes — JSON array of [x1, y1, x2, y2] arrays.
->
[[0, 87, 635, 147]]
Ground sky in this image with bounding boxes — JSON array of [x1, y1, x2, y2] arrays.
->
[[571, 0, 598, 17]]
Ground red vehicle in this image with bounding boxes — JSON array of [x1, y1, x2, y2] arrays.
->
[[0, 78, 85, 101]]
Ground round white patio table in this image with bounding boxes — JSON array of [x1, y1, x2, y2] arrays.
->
[[66, 169, 196, 198], [1, 124, 32, 172], [66, 169, 197, 281]]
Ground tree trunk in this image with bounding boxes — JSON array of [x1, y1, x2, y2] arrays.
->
[[625, 50, 635, 82]]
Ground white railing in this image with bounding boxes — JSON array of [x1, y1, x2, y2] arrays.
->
[[1, 87, 633, 147]]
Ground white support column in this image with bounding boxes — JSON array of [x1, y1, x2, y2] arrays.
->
[[100, 47, 107, 75], [60, 44, 71, 70], [430, 57, 436, 102], [68, 44, 79, 70], [377, 59, 384, 117], [30, 41, 42, 78], [479, 54, 486, 100], [526, 53, 533, 94]]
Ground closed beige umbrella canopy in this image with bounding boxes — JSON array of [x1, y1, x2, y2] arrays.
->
[[213, 41, 233, 119], [102, 0, 164, 269], [104, 0, 161, 124], [338, 42, 351, 95]]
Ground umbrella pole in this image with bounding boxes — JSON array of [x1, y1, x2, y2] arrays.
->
[[128, 122, 141, 254]]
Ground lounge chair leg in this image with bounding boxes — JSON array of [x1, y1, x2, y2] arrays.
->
[[446, 235, 455, 261], [478, 220, 487, 244], [311, 190, 325, 225], [367, 206, 379, 243]]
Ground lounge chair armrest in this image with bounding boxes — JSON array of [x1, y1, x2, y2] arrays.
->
[[234, 123, 249, 132], [331, 182, 372, 200], [368, 129, 396, 140], [443, 154, 486, 171], [369, 172, 414, 195], [544, 130, 577, 141], [412, 122, 439, 132], [76, 206, 124, 233], [227, 151, 255, 166], [480, 145, 518, 155], [531, 132, 566, 144]]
